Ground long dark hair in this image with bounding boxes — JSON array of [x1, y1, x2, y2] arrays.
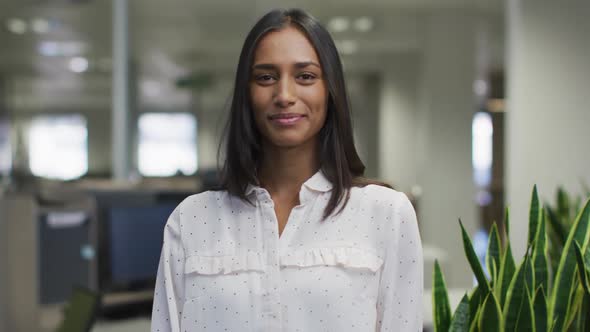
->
[[219, 8, 389, 219]]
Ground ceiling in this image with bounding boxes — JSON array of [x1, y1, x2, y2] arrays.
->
[[0, 0, 504, 112]]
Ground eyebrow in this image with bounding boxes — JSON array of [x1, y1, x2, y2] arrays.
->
[[252, 61, 321, 70]]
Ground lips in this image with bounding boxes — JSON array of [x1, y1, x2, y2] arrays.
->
[[268, 113, 306, 126], [268, 113, 306, 120]]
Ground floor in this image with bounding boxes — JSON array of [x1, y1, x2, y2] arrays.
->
[[92, 318, 151, 332]]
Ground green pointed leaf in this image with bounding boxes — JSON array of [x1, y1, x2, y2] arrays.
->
[[493, 259, 502, 305], [449, 294, 471, 332], [548, 317, 558, 332], [469, 306, 481, 332], [574, 242, 590, 296], [529, 185, 541, 248], [433, 260, 452, 332], [525, 251, 535, 297], [557, 188, 570, 222], [549, 198, 590, 332], [545, 209, 565, 284], [515, 284, 535, 332], [490, 260, 498, 293], [545, 206, 568, 246], [533, 209, 549, 293], [577, 294, 590, 332], [564, 283, 585, 330], [533, 286, 548, 332], [469, 285, 484, 328], [504, 255, 530, 332], [498, 241, 516, 307], [459, 220, 490, 291], [573, 197, 583, 219], [486, 223, 501, 284], [478, 292, 502, 332]]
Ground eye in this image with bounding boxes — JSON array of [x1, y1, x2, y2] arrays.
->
[[255, 74, 276, 84], [297, 72, 317, 82]]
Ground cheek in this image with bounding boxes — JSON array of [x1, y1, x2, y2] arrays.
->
[[249, 87, 268, 118], [302, 88, 328, 119]]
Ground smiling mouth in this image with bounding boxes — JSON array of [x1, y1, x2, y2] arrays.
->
[[268, 113, 306, 120], [268, 113, 306, 125]]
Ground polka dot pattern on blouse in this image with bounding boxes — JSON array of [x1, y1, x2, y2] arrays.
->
[[151, 170, 423, 332]]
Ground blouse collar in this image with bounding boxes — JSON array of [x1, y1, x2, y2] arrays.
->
[[245, 169, 333, 197]]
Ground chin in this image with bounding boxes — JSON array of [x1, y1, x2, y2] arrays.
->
[[270, 138, 306, 148], [267, 133, 312, 148]]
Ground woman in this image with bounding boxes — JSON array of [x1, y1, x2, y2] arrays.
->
[[151, 8, 422, 332]]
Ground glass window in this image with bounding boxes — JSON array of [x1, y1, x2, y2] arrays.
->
[[472, 111, 493, 188], [28, 114, 88, 180], [137, 112, 197, 177]]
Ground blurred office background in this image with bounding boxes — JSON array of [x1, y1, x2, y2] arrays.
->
[[0, 0, 588, 331]]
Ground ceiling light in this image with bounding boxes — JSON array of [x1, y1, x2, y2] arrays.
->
[[337, 40, 358, 55], [69, 57, 89, 73], [6, 18, 27, 34], [31, 18, 50, 34], [353, 17, 374, 32], [328, 17, 350, 33]]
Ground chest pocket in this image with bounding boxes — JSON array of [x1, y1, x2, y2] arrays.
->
[[279, 246, 384, 303], [183, 251, 265, 302], [184, 251, 265, 275], [279, 246, 383, 272]]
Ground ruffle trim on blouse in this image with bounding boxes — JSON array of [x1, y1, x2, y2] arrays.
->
[[279, 247, 384, 273], [184, 251, 265, 275]]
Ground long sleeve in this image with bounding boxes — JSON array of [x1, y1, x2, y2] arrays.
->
[[376, 193, 423, 332], [151, 205, 185, 332]]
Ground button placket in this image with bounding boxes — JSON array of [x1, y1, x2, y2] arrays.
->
[[259, 192, 283, 331]]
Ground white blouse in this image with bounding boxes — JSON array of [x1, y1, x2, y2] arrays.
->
[[151, 171, 423, 332]]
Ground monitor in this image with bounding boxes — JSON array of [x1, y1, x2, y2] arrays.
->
[[106, 202, 177, 290]]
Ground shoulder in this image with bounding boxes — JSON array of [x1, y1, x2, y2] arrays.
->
[[175, 189, 229, 215], [355, 186, 421, 257], [351, 184, 413, 215]]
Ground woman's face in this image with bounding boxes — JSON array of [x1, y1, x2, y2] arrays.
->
[[249, 25, 328, 149]]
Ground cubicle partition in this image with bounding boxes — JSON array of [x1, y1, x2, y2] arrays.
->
[[90, 190, 191, 316], [1, 193, 39, 332], [1, 185, 195, 331], [38, 207, 97, 305]]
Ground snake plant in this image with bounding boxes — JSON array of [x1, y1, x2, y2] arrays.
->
[[545, 186, 590, 283], [433, 186, 590, 332]]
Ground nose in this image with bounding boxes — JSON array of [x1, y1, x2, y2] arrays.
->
[[273, 77, 296, 108]]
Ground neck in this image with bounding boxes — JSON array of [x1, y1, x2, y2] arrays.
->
[[257, 140, 320, 196]]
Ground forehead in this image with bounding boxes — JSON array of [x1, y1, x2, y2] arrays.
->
[[253, 26, 320, 65]]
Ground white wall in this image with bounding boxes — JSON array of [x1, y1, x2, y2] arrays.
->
[[506, 0, 590, 259], [348, 73, 381, 178], [378, 13, 483, 288], [378, 54, 420, 193], [418, 12, 480, 288]]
